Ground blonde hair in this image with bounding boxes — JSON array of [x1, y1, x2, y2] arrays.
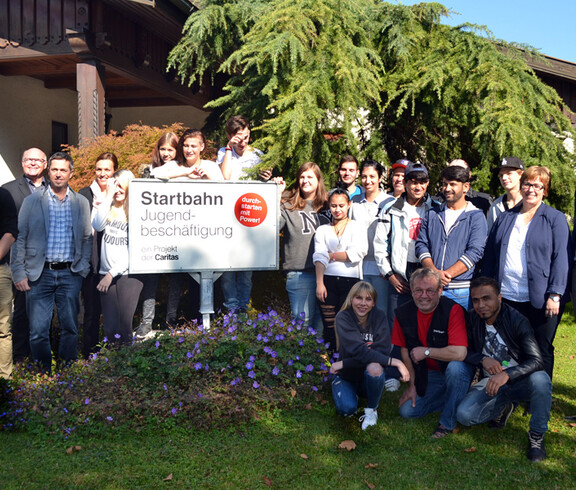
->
[[340, 281, 378, 312], [109, 169, 135, 221]]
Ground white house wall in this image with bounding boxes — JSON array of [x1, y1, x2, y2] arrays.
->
[[0, 74, 78, 185]]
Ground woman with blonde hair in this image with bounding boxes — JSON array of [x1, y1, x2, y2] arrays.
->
[[330, 281, 409, 430], [93, 169, 143, 346]]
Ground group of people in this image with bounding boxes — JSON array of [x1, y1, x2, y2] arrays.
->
[[0, 116, 571, 462], [317, 156, 569, 463], [0, 116, 267, 377]]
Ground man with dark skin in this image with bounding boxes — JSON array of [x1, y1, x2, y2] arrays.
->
[[458, 277, 551, 462]]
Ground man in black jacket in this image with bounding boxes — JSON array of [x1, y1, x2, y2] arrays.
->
[[2, 148, 48, 362], [457, 277, 552, 462]]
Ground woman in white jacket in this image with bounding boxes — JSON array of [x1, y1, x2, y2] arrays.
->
[[93, 169, 143, 346], [314, 187, 368, 350]]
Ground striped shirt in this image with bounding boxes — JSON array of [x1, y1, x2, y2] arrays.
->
[[46, 187, 74, 262]]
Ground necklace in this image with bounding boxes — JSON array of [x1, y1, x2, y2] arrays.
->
[[333, 218, 350, 250]]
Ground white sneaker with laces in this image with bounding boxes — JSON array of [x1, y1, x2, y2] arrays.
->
[[359, 408, 378, 430]]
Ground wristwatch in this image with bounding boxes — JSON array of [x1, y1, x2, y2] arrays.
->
[[550, 294, 561, 303], [424, 348, 431, 358]]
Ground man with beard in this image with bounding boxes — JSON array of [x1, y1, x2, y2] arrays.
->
[[416, 165, 487, 309]]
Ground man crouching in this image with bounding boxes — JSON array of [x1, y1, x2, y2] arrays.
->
[[392, 267, 473, 438], [457, 277, 552, 462]]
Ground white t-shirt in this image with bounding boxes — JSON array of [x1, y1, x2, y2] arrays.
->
[[405, 202, 427, 262], [501, 214, 531, 302], [216, 146, 263, 181], [482, 324, 518, 376], [151, 159, 223, 181], [443, 207, 465, 234]]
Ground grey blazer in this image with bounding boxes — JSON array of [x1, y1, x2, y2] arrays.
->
[[10, 187, 93, 283]]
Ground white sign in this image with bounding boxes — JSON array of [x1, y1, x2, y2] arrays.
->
[[129, 180, 279, 273]]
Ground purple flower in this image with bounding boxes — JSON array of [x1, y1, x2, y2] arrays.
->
[[168, 355, 172, 359], [298, 340, 304, 346], [178, 337, 184, 343], [252, 381, 260, 389], [155, 341, 160, 348], [205, 364, 209, 371], [257, 334, 263, 341], [245, 361, 254, 369], [114, 334, 121, 339], [84, 398, 90, 405], [272, 366, 280, 376], [248, 370, 255, 378], [312, 386, 318, 392], [231, 335, 237, 340], [194, 362, 202, 370], [250, 355, 256, 362], [186, 352, 193, 359], [288, 359, 293, 366], [171, 408, 177, 415], [106, 416, 113, 421], [270, 351, 277, 358], [316, 338, 324, 344], [103, 337, 108, 343], [305, 364, 314, 372], [163, 384, 168, 391], [296, 370, 302, 378], [296, 356, 300, 360]]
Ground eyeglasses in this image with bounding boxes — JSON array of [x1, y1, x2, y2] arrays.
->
[[412, 288, 440, 297], [23, 158, 46, 164], [521, 182, 545, 191]]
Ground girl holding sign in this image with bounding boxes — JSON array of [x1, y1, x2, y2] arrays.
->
[[93, 170, 143, 346], [313, 187, 368, 350], [151, 129, 223, 181]]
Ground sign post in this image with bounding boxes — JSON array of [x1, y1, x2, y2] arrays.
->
[[129, 180, 280, 328]]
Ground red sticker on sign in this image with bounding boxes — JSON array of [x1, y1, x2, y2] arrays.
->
[[234, 193, 268, 227]]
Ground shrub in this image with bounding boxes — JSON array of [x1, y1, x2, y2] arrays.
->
[[1, 309, 330, 436], [65, 123, 218, 191]]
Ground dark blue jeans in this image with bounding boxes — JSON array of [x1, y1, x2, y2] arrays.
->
[[332, 370, 387, 415], [27, 268, 83, 371], [457, 371, 552, 433], [399, 361, 474, 430]]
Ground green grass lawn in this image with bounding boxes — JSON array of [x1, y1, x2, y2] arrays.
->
[[2, 310, 576, 489]]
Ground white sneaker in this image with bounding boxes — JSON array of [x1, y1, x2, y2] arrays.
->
[[385, 378, 401, 392], [359, 408, 378, 430]]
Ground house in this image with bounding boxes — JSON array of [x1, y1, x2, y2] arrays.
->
[[0, 0, 210, 183]]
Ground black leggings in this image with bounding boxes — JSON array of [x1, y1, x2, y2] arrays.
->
[[319, 275, 359, 350], [100, 274, 143, 347]]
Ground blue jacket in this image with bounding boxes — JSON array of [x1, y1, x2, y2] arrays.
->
[[483, 202, 570, 309], [415, 202, 487, 289]]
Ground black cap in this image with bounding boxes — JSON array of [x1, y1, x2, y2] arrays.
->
[[497, 157, 525, 172]]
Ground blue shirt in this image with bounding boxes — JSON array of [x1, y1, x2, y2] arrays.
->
[[46, 187, 74, 262]]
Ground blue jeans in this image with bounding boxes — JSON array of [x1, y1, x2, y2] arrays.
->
[[332, 370, 387, 415], [363, 274, 389, 314], [399, 361, 474, 430], [442, 287, 471, 310], [27, 268, 83, 371], [457, 371, 552, 433], [285, 271, 320, 327], [221, 271, 252, 311]]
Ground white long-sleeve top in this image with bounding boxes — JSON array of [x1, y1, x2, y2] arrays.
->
[[92, 198, 129, 277], [313, 220, 367, 279]]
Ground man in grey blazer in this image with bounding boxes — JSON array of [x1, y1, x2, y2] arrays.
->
[[11, 152, 92, 373], [2, 147, 48, 361]]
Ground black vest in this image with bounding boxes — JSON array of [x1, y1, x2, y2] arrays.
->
[[396, 296, 458, 397]]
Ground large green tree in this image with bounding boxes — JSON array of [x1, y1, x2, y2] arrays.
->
[[168, 0, 575, 211]]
